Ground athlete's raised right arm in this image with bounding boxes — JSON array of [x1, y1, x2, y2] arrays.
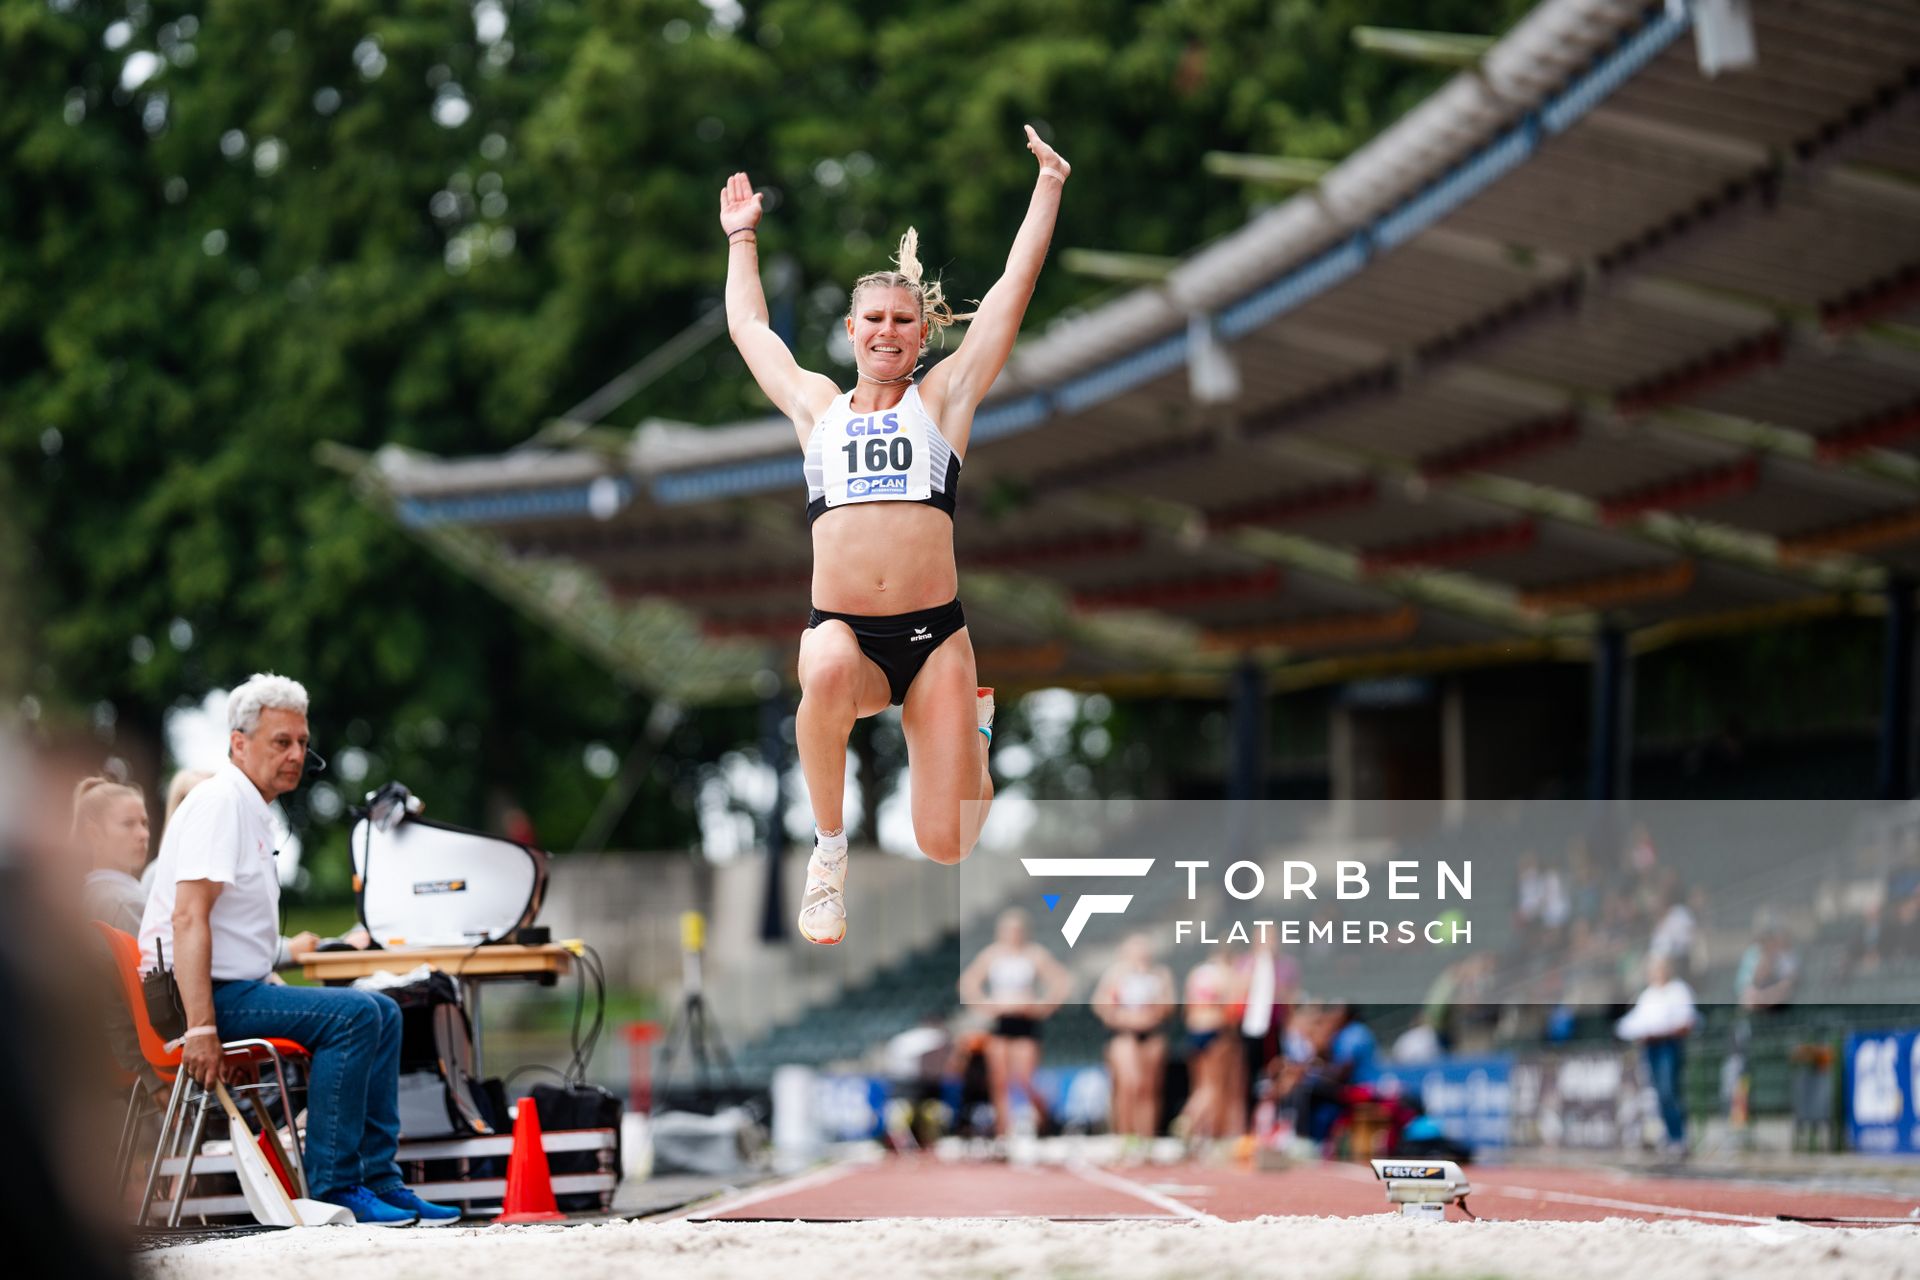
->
[[721, 172, 836, 440]]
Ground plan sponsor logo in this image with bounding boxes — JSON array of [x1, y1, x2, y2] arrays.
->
[[1018, 858, 1155, 946], [848, 475, 908, 497]]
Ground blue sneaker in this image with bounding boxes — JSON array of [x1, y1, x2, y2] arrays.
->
[[319, 1184, 418, 1227], [372, 1183, 463, 1227]]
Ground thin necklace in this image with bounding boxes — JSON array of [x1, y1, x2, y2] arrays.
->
[[857, 366, 919, 386]]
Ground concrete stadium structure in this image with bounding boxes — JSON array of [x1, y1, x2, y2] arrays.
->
[[339, 0, 1920, 805]]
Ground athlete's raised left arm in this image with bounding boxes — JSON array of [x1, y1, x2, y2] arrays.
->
[[925, 125, 1069, 448]]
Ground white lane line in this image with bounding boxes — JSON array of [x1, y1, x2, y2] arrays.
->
[[1480, 1182, 1776, 1225], [1065, 1162, 1224, 1224], [665, 1160, 863, 1222], [1321, 1161, 1378, 1183]]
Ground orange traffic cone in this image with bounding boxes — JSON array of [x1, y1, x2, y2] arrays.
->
[[493, 1099, 566, 1224]]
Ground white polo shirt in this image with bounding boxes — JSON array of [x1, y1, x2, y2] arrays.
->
[[139, 760, 282, 981]]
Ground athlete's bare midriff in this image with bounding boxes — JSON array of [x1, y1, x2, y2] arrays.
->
[[810, 501, 957, 614]]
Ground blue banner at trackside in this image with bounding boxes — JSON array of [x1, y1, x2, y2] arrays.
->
[[814, 1074, 890, 1142], [1371, 1055, 1513, 1151], [1846, 1030, 1920, 1156], [824, 1067, 1114, 1140]]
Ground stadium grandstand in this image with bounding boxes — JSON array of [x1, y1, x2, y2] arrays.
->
[[324, 0, 1920, 1176]]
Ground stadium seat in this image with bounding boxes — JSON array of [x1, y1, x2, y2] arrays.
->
[[91, 922, 312, 1226]]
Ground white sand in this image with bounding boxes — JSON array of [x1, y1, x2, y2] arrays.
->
[[136, 1215, 1920, 1280]]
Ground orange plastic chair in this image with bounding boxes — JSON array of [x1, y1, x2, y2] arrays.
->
[[91, 922, 312, 1225]]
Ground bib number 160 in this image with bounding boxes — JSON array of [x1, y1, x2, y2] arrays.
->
[[844, 438, 912, 473]]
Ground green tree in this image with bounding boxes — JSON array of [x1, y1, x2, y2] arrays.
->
[[2, 0, 1534, 889]]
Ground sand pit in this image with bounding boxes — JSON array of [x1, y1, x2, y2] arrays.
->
[[136, 1215, 1920, 1280]]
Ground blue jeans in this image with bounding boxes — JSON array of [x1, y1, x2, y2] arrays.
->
[[212, 980, 404, 1198], [1644, 1036, 1686, 1144]]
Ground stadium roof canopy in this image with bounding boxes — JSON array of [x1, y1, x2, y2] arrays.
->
[[340, 0, 1920, 702]]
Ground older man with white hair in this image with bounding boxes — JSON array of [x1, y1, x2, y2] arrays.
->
[[139, 673, 459, 1226]]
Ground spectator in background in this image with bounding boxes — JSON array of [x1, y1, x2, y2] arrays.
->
[[1171, 952, 1238, 1146], [1422, 951, 1498, 1055], [139, 673, 458, 1225], [1616, 952, 1695, 1158], [1273, 1003, 1378, 1146], [946, 1030, 995, 1139], [1736, 911, 1798, 1012], [1514, 851, 1544, 944], [152, 763, 354, 964], [73, 776, 164, 1096], [181, 758, 330, 967], [1884, 863, 1920, 960], [74, 778, 149, 933], [1390, 1012, 1443, 1065], [882, 1014, 953, 1148], [164, 767, 213, 824], [1232, 936, 1297, 1135], [1647, 883, 1698, 977], [1092, 934, 1175, 1144], [1537, 859, 1571, 949], [957, 909, 1073, 1138], [143, 768, 213, 895], [4, 736, 139, 1280], [1626, 822, 1658, 876], [1567, 838, 1603, 925]]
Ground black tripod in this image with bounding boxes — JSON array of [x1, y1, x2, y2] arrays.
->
[[653, 912, 737, 1112]]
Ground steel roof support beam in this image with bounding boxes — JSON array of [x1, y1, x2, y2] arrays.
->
[[1059, 482, 1567, 641], [1351, 26, 1495, 68], [1202, 152, 1334, 188], [1205, 607, 1422, 653], [1229, 657, 1267, 805], [1231, 285, 1917, 588], [1413, 226, 1920, 376], [1263, 428, 1880, 597], [1879, 577, 1916, 800], [1074, 568, 1283, 611], [1059, 249, 1181, 283], [1522, 560, 1696, 614], [1589, 625, 1631, 801], [758, 679, 790, 942], [317, 443, 773, 701]]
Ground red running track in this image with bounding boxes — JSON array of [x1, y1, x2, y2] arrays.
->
[[673, 1155, 1920, 1226]]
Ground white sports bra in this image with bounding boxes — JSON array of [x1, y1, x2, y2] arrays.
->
[[987, 950, 1038, 999], [803, 384, 958, 524], [1117, 970, 1163, 1010]]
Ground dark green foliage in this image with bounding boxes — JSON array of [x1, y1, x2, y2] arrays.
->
[[2, 0, 1529, 889]]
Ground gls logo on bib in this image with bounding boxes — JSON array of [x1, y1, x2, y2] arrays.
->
[[823, 399, 931, 508], [845, 412, 901, 436]]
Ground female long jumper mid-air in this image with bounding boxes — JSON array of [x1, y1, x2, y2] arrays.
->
[[721, 126, 1070, 944]]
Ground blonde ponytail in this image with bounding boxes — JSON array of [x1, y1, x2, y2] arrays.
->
[[894, 227, 925, 284], [71, 775, 142, 842], [849, 227, 965, 351]]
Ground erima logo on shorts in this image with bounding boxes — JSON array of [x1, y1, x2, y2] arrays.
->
[[1019, 858, 1155, 946], [911, 626, 932, 642], [847, 476, 908, 497]]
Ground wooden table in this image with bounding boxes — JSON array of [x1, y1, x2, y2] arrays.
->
[[295, 943, 574, 1074]]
